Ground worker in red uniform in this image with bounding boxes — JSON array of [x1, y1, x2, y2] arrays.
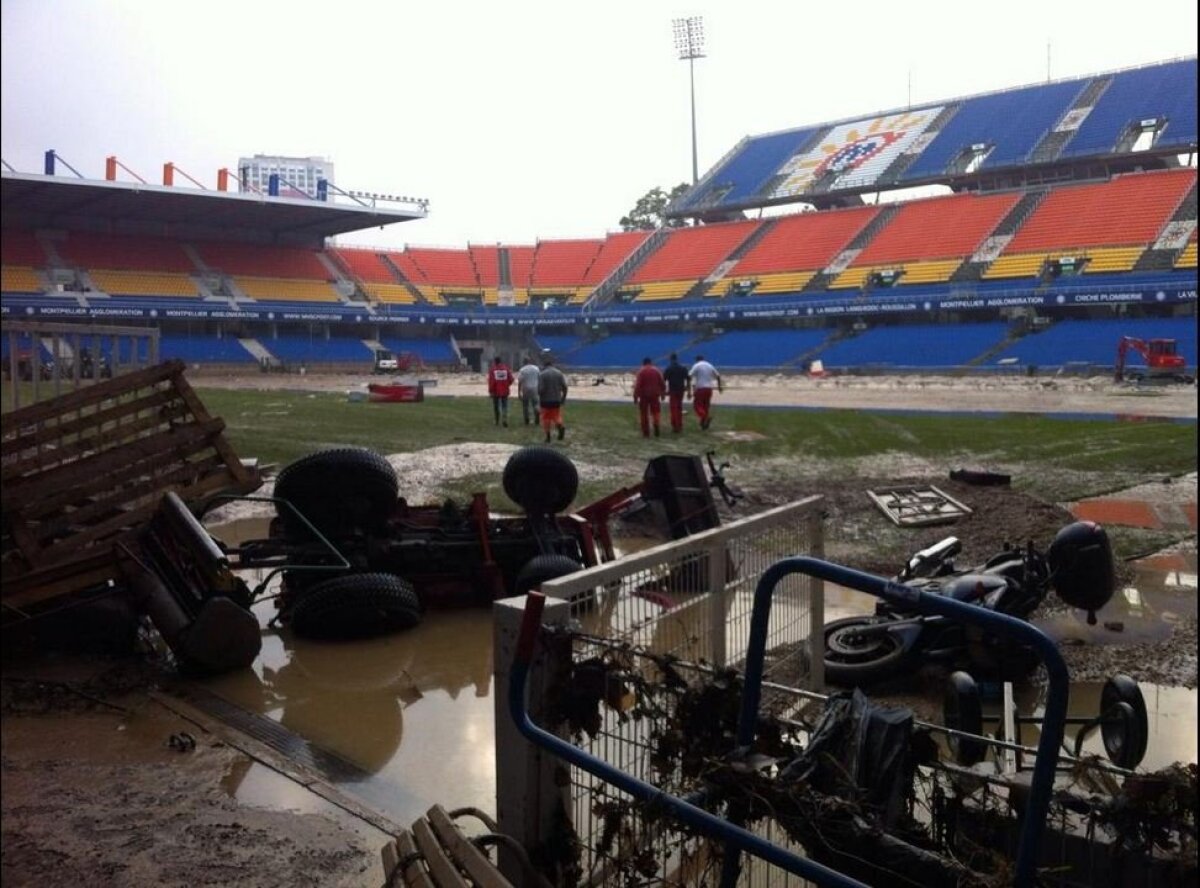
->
[[487, 356, 512, 427], [632, 356, 666, 438]]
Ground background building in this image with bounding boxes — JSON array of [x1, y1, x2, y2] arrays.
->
[[237, 154, 334, 198]]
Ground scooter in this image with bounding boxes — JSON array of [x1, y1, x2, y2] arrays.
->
[[823, 521, 1114, 687]]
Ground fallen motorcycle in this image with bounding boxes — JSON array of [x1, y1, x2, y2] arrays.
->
[[823, 521, 1114, 687]]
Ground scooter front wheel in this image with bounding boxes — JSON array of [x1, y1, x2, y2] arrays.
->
[[823, 616, 910, 687]]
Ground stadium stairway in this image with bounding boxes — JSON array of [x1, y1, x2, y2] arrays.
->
[[1027, 76, 1113, 164], [237, 338, 276, 366], [804, 204, 901, 291], [378, 254, 429, 304], [959, 190, 1049, 281], [585, 228, 670, 309], [879, 104, 962, 184], [1136, 182, 1199, 271]]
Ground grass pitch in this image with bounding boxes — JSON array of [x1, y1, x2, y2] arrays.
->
[[198, 388, 1196, 505]]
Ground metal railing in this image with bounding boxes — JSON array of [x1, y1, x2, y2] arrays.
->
[[1, 320, 159, 411]]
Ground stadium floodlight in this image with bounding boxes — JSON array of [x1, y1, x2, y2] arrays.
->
[[672, 15, 705, 185]]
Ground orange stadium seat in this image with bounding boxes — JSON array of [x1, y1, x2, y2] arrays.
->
[[1, 229, 47, 267], [732, 206, 879, 277], [196, 242, 329, 278], [59, 232, 196, 272], [530, 239, 606, 288], [628, 220, 760, 285], [330, 248, 403, 283], [852, 192, 1021, 266], [1004, 170, 1195, 253]]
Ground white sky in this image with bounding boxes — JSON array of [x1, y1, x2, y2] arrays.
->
[[2, 0, 1196, 250]]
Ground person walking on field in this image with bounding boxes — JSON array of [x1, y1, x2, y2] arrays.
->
[[688, 354, 723, 430], [537, 357, 568, 443], [487, 356, 513, 427], [632, 356, 666, 438], [516, 357, 541, 426], [662, 352, 689, 434]]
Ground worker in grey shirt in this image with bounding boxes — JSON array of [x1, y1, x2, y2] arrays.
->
[[537, 357, 569, 442], [516, 358, 541, 426]]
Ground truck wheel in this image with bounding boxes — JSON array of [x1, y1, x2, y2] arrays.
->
[[503, 446, 578, 515], [274, 448, 398, 538], [514, 554, 584, 597], [288, 572, 421, 640]]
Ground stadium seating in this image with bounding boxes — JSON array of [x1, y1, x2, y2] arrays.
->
[[234, 276, 339, 302], [582, 231, 653, 285], [159, 334, 256, 364], [59, 232, 196, 272], [1, 266, 43, 293], [534, 334, 583, 356], [1063, 58, 1198, 156], [195, 242, 329, 278], [89, 270, 199, 297], [678, 127, 822, 211], [378, 336, 459, 364], [530, 239, 604, 288], [1176, 234, 1197, 269], [696, 328, 831, 369], [831, 192, 1019, 288], [566, 333, 696, 368], [405, 248, 480, 286], [330, 248, 401, 283], [626, 221, 761, 301], [902, 79, 1085, 178], [732, 206, 880, 282], [984, 170, 1195, 279], [364, 283, 417, 304], [990, 317, 1197, 368], [261, 334, 375, 364], [1, 229, 47, 266], [816, 323, 1011, 369], [470, 245, 500, 286], [509, 246, 535, 289]]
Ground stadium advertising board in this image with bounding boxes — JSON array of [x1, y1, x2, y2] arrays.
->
[[1, 283, 1192, 326]]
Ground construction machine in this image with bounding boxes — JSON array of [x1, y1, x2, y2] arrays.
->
[[1114, 336, 1192, 383]]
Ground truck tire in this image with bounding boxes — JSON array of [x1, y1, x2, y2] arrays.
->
[[514, 554, 584, 597], [503, 446, 578, 515], [288, 572, 421, 640], [274, 448, 398, 538]]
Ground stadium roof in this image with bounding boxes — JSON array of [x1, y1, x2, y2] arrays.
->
[[0, 171, 426, 246]]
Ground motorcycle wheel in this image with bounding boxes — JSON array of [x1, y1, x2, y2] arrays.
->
[[823, 616, 910, 687]]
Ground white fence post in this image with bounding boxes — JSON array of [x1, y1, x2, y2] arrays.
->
[[708, 537, 727, 668], [493, 594, 571, 884]]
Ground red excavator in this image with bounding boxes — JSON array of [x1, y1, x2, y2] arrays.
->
[[1114, 336, 1192, 383]]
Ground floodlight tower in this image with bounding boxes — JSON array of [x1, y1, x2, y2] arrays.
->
[[673, 16, 705, 185]]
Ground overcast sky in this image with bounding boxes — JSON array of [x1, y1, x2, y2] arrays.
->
[[2, 0, 1196, 250]]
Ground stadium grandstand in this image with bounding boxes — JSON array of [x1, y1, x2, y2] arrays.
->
[[2, 57, 1195, 375]]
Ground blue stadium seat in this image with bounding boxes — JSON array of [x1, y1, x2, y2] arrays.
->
[[990, 317, 1196, 369], [816, 323, 1010, 369], [903, 79, 1085, 180], [698, 329, 831, 369], [1064, 59, 1198, 157], [677, 127, 820, 211], [378, 337, 458, 364], [159, 334, 255, 364], [566, 333, 695, 368], [264, 335, 374, 364]]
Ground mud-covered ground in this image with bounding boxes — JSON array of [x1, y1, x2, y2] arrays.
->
[[3, 372, 1195, 887]]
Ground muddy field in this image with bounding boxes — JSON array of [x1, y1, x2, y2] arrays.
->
[[3, 370, 1196, 887]]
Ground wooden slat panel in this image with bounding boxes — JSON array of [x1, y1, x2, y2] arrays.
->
[[4, 419, 225, 503], [427, 806, 512, 888], [172, 370, 257, 488], [412, 818, 468, 887], [395, 831, 435, 888], [0, 359, 183, 431], [2, 388, 181, 458], [35, 455, 223, 538], [25, 470, 244, 568]]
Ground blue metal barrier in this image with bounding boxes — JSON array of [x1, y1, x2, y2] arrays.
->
[[509, 591, 868, 888], [732, 558, 1070, 888]]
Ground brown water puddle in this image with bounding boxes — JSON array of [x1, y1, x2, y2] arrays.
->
[[200, 518, 1194, 826]]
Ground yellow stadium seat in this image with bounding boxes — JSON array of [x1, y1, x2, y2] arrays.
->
[[633, 280, 695, 301], [365, 282, 416, 304], [828, 266, 873, 289], [90, 269, 199, 297], [746, 271, 815, 295], [1, 265, 44, 293], [1082, 247, 1144, 273], [235, 276, 338, 302], [981, 253, 1050, 279], [1175, 242, 1197, 269], [898, 259, 962, 284]]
